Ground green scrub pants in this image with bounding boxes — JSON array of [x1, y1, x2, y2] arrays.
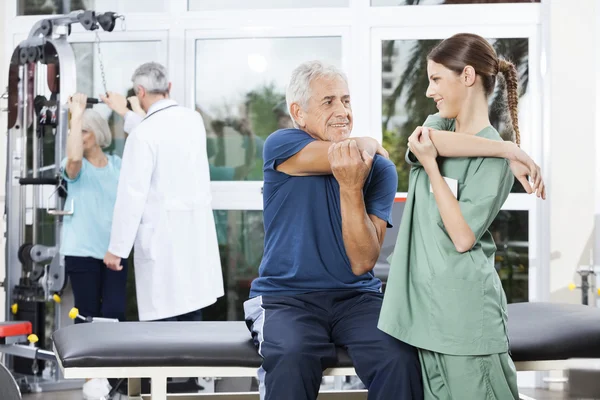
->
[[418, 349, 519, 400]]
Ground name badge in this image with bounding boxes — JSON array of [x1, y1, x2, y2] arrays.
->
[[430, 177, 458, 199]]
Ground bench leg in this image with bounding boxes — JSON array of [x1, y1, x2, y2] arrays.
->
[[333, 376, 343, 390], [127, 377, 142, 399], [151, 376, 168, 400]]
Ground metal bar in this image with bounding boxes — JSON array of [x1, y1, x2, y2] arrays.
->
[[60, 360, 576, 383], [27, 11, 86, 40], [19, 64, 27, 247], [0, 344, 56, 362], [5, 59, 25, 371], [53, 35, 77, 230], [45, 35, 76, 298], [32, 62, 38, 246]]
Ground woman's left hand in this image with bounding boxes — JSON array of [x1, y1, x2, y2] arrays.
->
[[68, 93, 87, 118], [408, 126, 438, 166]]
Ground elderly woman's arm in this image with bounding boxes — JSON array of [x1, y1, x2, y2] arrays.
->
[[65, 93, 87, 179]]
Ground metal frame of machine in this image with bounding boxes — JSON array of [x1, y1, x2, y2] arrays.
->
[[2, 9, 120, 394]]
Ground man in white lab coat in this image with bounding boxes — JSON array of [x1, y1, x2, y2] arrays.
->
[[101, 62, 224, 321]]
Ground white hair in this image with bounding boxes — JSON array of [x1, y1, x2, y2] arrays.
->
[[131, 61, 169, 95], [285, 61, 348, 128], [82, 109, 111, 148]]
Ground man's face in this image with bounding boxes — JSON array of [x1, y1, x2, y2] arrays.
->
[[300, 76, 353, 142]]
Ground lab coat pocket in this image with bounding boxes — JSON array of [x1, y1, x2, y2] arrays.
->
[[134, 223, 155, 261], [429, 275, 484, 342]]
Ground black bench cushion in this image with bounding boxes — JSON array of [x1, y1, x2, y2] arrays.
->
[[53, 321, 353, 369], [507, 302, 600, 362], [53, 302, 600, 369]]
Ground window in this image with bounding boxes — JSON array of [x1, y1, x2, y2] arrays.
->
[[380, 38, 530, 193], [72, 41, 164, 157], [371, 0, 539, 6], [195, 36, 342, 182], [202, 211, 265, 321], [18, 0, 93, 15], [17, 0, 165, 15], [490, 210, 529, 303], [118, 0, 164, 13], [189, 0, 349, 11]]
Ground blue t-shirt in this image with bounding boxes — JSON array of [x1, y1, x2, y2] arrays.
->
[[59, 155, 122, 260], [249, 129, 398, 297]]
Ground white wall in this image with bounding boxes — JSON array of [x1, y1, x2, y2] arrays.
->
[[596, 0, 600, 305], [548, 0, 598, 305], [0, 5, 6, 323], [545, 0, 598, 391]]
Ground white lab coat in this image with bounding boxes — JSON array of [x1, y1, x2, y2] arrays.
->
[[108, 99, 224, 321]]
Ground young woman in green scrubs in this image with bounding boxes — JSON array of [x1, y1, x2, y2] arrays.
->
[[378, 33, 545, 399]]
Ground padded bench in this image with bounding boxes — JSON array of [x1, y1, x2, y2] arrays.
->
[[52, 302, 600, 400]]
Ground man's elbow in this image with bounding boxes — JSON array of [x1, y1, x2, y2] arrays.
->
[[351, 258, 378, 276]]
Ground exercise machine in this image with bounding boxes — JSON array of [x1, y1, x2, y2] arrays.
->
[[2, 9, 122, 394], [568, 250, 600, 306]]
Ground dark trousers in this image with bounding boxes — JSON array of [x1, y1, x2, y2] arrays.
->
[[244, 290, 423, 400], [65, 256, 128, 322], [154, 308, 203, 322]]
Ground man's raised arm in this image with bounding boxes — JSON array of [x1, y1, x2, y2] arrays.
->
[[278, 136, 388, 176]]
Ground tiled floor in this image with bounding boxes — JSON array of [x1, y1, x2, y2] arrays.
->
[[22, 388, 570, 400]]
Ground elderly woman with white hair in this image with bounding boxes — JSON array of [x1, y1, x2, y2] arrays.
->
[[61, 93, 128, 327]]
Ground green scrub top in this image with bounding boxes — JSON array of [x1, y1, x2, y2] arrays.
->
[[378, 114, 514, 356]]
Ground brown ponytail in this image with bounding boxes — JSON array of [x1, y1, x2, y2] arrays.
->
[[498, 59, 520, 147]]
